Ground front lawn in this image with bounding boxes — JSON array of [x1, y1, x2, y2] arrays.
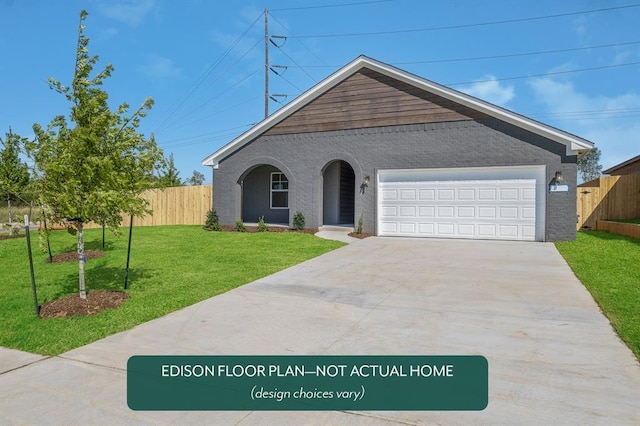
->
[[556, 231, 640, 360], [0, 226, 344, 355]]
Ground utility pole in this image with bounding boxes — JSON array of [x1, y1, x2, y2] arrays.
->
[[264, 8, 269, 119]]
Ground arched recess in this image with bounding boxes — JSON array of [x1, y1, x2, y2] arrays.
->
[[236, 158, 296, 225], [322, 160, 356, 226]]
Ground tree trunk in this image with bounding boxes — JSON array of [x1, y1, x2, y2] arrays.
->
[[78, 222, 87, 299], [7, 195, 12, 226]]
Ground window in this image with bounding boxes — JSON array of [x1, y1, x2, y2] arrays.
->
[[271, 172, 289, 209]]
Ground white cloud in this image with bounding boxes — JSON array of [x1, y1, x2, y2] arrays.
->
[[573, 16, 588, 40], [138, 54, 182, 79], [99, 0, 155, 27], [460, 76, 515, 106], [529, 78, 640, 169]]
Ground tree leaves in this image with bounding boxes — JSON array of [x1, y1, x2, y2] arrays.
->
[[28, 10, 164, 230], [27, 10, 165, 297]]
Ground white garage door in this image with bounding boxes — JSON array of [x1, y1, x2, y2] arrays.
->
[[378, 178, 537, 241]]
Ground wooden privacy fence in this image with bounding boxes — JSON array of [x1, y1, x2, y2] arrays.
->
[[84, 185, 212, 228], [596, 221, 640, 239], [577, 175, 640, 229]]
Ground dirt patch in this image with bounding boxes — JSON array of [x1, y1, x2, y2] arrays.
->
[[0, 234, 25, 240], [45, 250, 104, 263], [39, 290, 129, 318], [348, 232, 372, 239]]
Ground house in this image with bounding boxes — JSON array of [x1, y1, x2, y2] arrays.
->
[[202, 56, 593, 242], [603, 154, 640, 176]]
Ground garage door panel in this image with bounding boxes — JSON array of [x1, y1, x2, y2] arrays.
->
[[498, 225, 518, 238], [437, 189, 455, 200], [522, 207, 536, 219], [437, 223, 455, 235], [437, 206, 455, 218], [381, 206, 397, 217], [399, 206, 416, 217], [478, 207, 497, 218], [522, 225, 536, 238], [418, 206, 435, 217], [499, 207, 518, 219], [478, 189, 497, 200], [382, 190, 398, 201], [458, 223, 475, 236], [522, 188, 536, 200], [457, 206, 475, 218], [378, 178, 537, 241], [458, 189, 476, 200], [380, 222, 398, 233], [418, 223, 435, 234], [419, 189, 435, 200], [499, 188, 519, 200], [399, 223, 415, 233], [400, 190, 416, 200]]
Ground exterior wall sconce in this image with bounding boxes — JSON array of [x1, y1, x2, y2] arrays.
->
[[360, 176, 370, 194], [550, 171, 568, 193]]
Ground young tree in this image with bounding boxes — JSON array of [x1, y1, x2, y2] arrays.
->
[[26, 10, 164, 299], [156, 153, 183, 187], [186, 170, 205, 186], [577, 147, 603, 183], [0, 128, 30, 224]]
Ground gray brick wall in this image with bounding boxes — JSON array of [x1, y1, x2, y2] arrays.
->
[[212, 118, 577, 241]]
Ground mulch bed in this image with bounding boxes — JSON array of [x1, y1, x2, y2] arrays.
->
[[0, 234, 25, 240], [348, 232, 372, 239], [213, 225, 318, 235], [45, 250, 105, 263], [39, 290, 130, 318]]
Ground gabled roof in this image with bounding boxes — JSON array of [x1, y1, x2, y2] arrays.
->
[[603, 153, 640, 174], [202, 55, 594, 167]]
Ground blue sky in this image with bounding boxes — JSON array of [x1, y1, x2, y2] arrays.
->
[[1, 0, 639, 183]]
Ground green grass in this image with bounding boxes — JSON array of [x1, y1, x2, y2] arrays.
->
[[0, 226, 344, 355], [0, 204, 32, 225], [556, 231, 640, 360]]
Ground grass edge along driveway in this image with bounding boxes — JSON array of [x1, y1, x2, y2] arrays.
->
[[0, 226, 344, 355], [556, 231, 640, 361]]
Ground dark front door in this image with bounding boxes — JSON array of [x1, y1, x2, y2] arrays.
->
[[323, 160, 355, 226]]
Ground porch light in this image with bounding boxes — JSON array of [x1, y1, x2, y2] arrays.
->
[[555, 171, 564, 183], [363, 176, 370, 186]]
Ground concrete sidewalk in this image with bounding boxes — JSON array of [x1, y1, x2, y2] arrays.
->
[[1, 237, 639, 424]]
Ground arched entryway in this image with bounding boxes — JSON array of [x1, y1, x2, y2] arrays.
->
[[323, 160, 355, 226], [240, 164, 289, 224]]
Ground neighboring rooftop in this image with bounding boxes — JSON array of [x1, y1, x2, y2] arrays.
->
[[604, 153, 640, 175]]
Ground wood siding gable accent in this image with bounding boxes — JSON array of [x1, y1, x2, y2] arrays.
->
[[264, 68, 489, 136]]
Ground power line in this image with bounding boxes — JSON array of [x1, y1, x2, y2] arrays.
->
[[293, 41, 640, 68], [448, 61, 640, 86], [396, 41, 640, 66], [268, 12, 327, 68], [167, 40, 263, 129], [288, 4, 640, 38], [154, 12, 263, 134], [272, 0, 393, 12]]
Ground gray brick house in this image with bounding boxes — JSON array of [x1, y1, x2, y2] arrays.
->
[[202, 56, 593, 241]]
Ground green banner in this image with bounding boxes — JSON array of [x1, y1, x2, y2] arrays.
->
[[128, 355, 487, 411]]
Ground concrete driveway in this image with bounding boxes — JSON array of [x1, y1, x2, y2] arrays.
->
[[1, 237, 639, 424]]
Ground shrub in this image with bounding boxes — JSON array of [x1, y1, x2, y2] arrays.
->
[[257, 216, 268, 232], [204, 209, 221, 231], [292, 211, 305, 230], [234, 219, 246, 232], [357, 213, 364, 235]]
